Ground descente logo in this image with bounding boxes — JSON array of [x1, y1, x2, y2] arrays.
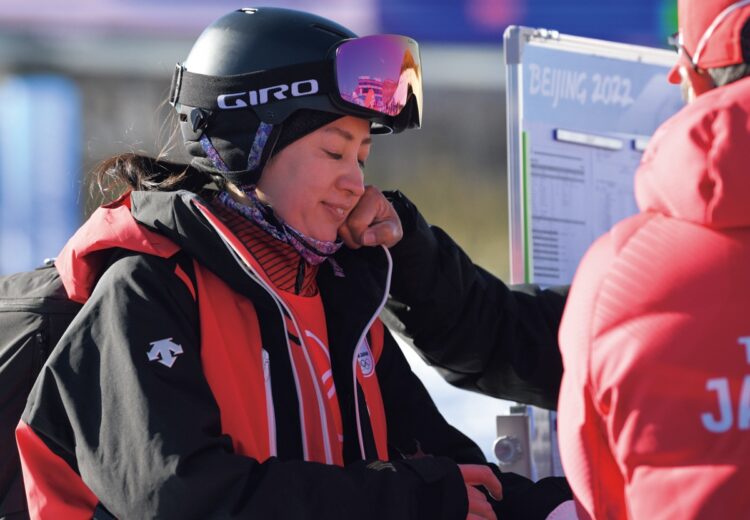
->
[[217, 79, 319, 109]]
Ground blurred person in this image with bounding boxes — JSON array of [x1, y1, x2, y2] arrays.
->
[[342, 0, 750, 517], [557, 0, 750, 516], [14, 7, 512, 520]]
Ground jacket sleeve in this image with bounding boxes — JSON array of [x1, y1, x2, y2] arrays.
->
[[377, 326, 488, 464], [384, 191, 567, 410], [19, 252, 468, 520], [377, 327, 574, 520]]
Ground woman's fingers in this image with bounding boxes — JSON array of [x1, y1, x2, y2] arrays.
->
[[339, 185, 402, 248], [465, 484, 497, 520], [459, 464, 503, 501]]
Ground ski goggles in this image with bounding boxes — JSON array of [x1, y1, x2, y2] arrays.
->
[[333, 34, 423, 128], [170, 34, 423, 133]]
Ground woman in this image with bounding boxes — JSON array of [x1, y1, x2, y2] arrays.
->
[[15, 7, 502, 519]]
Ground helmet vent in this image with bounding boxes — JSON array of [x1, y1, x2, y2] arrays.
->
[[311, 23, 350, 39], [239, 8, 258, 15]]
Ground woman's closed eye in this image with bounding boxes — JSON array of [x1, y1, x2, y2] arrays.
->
[[324, 149, 366, 169], [324, 150, 343, 160]]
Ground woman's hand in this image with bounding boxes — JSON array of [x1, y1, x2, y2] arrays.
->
[[339, 185, 403, 248], [460, 464, 503, 520]]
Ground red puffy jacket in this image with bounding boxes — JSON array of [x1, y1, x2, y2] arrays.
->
[[558, 76, 750, 519]]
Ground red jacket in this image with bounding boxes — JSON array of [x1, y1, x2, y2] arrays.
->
[[558, 76, 750, 519]]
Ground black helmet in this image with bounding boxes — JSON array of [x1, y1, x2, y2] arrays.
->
[[169, 7, 422, 184]]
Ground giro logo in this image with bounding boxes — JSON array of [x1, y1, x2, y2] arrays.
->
[[217, 79, 319, 109]]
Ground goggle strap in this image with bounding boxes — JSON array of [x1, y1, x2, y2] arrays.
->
[[247, 122, 275, 171], [172, 61, 335, 111], [199, 135, 229, 172], [200, 125, 283, 185]]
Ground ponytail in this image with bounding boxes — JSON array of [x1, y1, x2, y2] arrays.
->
[[92, 153, 217, 200]]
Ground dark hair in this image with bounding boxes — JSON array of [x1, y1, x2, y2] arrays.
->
[[708, 18, 750, 87], [92, 153, 220, 201]]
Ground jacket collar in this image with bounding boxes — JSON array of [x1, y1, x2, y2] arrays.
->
[[130, 190, 391, 327]]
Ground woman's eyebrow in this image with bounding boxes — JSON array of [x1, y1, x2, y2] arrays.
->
[[324, 126, 373, 145]]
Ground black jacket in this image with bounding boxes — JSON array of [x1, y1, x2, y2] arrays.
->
[[18, 191, 484, 520], [385, 191, 568, 410]]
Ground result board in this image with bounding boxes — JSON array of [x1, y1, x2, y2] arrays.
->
[[505, 26, 684, 286]]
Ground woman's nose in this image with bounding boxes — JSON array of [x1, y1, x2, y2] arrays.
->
[[338, 162, 365, 197]]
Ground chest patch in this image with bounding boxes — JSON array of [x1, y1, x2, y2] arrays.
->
[[357, 340, 375, 377]]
